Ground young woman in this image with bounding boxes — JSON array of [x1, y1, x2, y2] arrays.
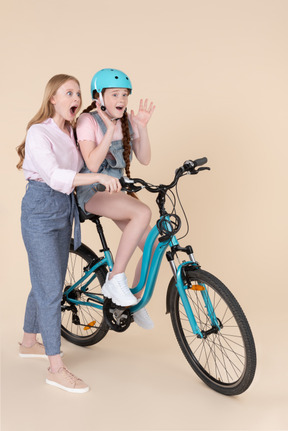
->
[[76, 68, 156, 329], [17, 74, 120, 393]]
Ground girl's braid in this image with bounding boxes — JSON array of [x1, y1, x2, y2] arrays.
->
[[120, 110, 131, 178], [82, 100, 97, 114], [120, 110, 138, 199]]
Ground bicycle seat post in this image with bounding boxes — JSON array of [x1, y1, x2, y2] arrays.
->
[[93, 217, 109, 252]]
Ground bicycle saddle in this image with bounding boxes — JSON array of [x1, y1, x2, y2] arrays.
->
[[74, 193, 101, 224]]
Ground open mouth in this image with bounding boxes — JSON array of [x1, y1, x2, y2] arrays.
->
[[70, 106, 78, 115], [116, 106, 124, 111]]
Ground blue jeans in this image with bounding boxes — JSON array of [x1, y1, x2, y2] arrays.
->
[[21, 181, 75, 356]]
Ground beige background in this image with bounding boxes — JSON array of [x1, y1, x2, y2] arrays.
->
[[1, 0, 288, 430]]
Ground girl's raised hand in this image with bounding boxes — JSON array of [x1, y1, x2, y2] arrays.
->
[[130, 99, 155, 128]]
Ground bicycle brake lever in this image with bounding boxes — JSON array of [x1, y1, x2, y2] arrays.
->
[[189, 167, 210, 175], [197, 167, 211, 171], [130, 185, 142, 193]]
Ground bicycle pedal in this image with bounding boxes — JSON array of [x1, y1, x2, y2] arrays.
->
[[103, 297, 129, 310], [103, 298, 132, 332], [108, 301, 128, 311], [114, 305, 128, 311]]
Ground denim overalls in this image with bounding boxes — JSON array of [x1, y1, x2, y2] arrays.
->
[[76, 112, 134, 214]]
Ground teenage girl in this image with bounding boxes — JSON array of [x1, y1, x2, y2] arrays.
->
[[17, 74, 120, 393], [76, 68, 155, 329]]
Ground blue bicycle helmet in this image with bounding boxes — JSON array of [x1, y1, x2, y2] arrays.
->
[[90, 68, 132, 98]]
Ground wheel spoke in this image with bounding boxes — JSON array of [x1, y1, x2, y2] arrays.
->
[[170, 270, 256, 394], [61, 244, 108, 346]]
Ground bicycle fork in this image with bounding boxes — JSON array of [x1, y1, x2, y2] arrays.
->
[[167, 245, 221, 339]]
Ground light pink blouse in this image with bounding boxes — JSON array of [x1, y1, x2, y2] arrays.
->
[[22, 118, 84, 195]]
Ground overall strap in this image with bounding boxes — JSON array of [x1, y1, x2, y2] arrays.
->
[[89, 111, 134, 141], [90, 111, 107, 135]]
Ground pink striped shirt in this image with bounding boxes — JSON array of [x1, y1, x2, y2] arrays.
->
[[22, 118, 84, 195]]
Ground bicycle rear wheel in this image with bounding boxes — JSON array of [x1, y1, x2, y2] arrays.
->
[[61, 240, 109, 346], [169, 269, 256, 395]]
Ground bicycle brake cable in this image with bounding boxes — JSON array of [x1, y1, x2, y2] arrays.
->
[[175, 177, 190, 241], [166, 188, 176, 214]]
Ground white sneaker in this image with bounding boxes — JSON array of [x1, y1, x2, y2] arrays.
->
[[133, 304, 154, 330], [102, 273, 137, 307]]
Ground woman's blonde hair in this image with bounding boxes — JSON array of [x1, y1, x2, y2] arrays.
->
[[16, 74, 81, 169]]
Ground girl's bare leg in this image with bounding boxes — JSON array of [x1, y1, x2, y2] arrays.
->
[[114, 221, 158, 296], [85, 192, 151, 279], [86, 192, 156, 331]]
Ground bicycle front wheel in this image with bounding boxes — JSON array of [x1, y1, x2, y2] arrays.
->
[[61, 240, 109, 346], [169, 269, 256, 395]]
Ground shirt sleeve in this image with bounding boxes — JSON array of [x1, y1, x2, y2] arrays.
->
[[26, 127, 77, 194], [76, 113, 98, 142]]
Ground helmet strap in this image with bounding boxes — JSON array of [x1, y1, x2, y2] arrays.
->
[[93, 92, 107, 111], [99, 92, 105, 107]]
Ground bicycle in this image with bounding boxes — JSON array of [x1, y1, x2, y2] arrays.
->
[[61, 157, 257, 396]]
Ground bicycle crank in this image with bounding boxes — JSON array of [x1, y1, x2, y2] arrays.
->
[[103, 298, 132, 332]]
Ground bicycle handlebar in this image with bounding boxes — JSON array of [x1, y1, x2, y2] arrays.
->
[[93, 158, 209, 193], [119, 157, 210, 194], [186, 157, 207, 168]]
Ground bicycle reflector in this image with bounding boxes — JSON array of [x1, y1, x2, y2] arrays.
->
[[84, 321, 96, 330], [189, 284, 205, 291]]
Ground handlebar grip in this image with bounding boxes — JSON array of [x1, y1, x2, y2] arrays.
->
[[194, 157, 208, 167], [93, 183, 106, 192]]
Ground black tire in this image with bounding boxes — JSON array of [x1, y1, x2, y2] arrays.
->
[[169, 269, 256, 395], [61, 240, 109, 346]]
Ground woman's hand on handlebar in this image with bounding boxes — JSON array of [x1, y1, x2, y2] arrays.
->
[[73, 172, 121, 193], [97, 174, 122, 193]]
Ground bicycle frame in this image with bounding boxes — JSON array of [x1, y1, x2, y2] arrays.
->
[[64, 214, 220, 339], [61, 159, 257, 396]]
